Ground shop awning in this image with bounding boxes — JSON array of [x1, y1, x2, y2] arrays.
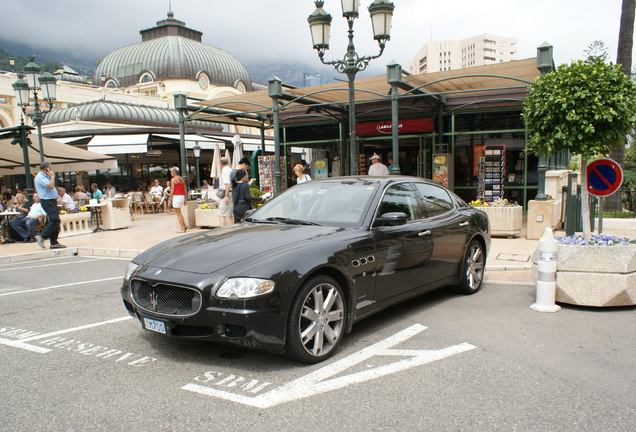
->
[[0, 135, 118, 175], [192, 58, 540, 120], [152, 134, 226, 150], [53, 136, 92, 144], [87, 134, 149, 154]]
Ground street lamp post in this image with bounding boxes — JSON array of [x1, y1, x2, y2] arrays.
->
[[534, 42, 554, 201], [193, 142, 201, 191], [386, 61, 402, 175], [268, 78, 283, 195], [12, 57, 57, 163], [307, 0, 395, 176], [174, 92, 189, 187]]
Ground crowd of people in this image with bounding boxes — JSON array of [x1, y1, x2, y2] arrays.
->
[[1, 152, 397, 245], [217, 157, 273, 226]]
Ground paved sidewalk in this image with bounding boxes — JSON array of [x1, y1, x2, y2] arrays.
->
[[1, 211, 634, 284]]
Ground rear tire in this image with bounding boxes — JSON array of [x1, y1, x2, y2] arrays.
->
[[454, 240, 485, 294], [286, 275, 346, 363]]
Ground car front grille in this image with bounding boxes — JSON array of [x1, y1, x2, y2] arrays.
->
[[131, 280, 202, 317]]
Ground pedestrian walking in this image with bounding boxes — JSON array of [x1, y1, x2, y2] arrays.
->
[[34, 161, 66, 249]]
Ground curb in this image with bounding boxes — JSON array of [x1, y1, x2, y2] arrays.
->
[[486, 264, 532, 271], [2, 249, 534, 276], [0, 247, 143, 265]]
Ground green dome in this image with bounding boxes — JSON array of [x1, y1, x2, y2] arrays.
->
[[93, 12, 252, 90]]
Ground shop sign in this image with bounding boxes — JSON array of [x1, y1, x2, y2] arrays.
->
[[356, 118, 434, 136]]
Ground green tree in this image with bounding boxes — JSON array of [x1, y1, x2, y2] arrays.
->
[[584, 40, 609, 64], [523, 60, 636, 238]]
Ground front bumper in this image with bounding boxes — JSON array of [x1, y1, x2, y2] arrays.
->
[[120, 267, 288, 353]]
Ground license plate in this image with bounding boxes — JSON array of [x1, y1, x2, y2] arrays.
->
[[143, 318, 166, 334]]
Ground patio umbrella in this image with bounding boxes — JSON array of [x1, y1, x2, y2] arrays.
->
[[231, 134, 244, 169], [224, 147, 232, 170], [0, 135, 118, 175], [209, 143, 221, 179]]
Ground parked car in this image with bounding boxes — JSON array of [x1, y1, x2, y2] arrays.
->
[[121, 176, 490, 363]]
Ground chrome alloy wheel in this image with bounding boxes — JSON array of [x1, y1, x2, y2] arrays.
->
[[299, 282, 345, 358], [465, 242, 485, 291]]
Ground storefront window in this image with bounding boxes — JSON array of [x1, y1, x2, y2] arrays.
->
[[444, 111, 524, 132], [452, 131, 536, 205]]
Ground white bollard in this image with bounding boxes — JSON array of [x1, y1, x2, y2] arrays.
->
[[530, 227, 561, 313]]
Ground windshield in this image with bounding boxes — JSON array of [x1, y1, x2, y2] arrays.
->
[[248, 180, 378, 228]]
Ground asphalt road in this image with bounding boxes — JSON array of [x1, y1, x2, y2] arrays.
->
[[1, 255, 634, 432]]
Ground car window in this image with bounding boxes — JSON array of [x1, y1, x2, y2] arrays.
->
[[377, 183, 422, 221], [250, 181, 377, 227], [414, 183, 454, 217]]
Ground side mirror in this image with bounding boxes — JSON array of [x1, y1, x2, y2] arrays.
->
[[374, 212, 408, 227]]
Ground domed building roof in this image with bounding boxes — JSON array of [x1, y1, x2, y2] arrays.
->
[[93, 11, 252, 91], [54, 65, 88, 84], [43, 99, 222, 132]]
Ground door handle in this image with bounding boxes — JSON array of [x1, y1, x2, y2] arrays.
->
[[418, 230, 431, 237], [459, 222, 470, 227]]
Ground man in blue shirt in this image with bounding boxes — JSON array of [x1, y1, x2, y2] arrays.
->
[[34, 161, 65, 249], [91, 183, 103, 201]]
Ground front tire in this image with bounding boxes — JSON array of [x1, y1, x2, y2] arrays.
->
[[454, 240, 485, 294], [286, 275, 346, 363]]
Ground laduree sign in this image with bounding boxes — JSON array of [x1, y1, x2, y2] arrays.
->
[[356, 118, 434, 136], [586, 158, 623, 197]]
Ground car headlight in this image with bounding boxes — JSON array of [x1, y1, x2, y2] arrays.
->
[[124, 261, 139, 284], [215, 278, 275, 299]]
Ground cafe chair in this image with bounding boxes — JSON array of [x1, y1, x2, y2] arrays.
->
[[143, 192, 157, 214], [132, 192, 144, 215]]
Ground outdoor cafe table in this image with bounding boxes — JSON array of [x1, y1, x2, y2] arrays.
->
[[84, 202, 107, 232]]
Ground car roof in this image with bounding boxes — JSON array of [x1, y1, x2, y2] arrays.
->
[[309, 176, 440, 187]]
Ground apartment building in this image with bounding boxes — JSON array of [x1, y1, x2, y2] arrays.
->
[[404, 33, 518, 74]]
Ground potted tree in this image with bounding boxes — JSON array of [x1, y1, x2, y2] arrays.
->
[[524, 59, 636, 306]]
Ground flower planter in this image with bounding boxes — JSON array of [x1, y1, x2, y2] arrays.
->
[[532, 243, 636, 307], [59, 212, 92, 237], [477, 205, 522, 238], [195, 208, 221, 228]]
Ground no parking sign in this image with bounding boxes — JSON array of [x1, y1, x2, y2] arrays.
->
[[586, 158, 623, 197]]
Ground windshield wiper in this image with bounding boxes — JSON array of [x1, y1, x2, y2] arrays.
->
[[265, 217, 321, 226], [243, 217, 276, 224]]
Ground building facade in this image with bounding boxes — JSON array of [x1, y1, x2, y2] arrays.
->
[[404, 33, 518, 74], [0, 10, 271, 193]]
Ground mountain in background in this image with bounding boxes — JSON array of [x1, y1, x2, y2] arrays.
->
[[0, 39, 337, 88], [0, 38, 100, 77]]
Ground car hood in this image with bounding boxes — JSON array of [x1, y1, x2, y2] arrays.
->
[[134, 222, 346, 274]]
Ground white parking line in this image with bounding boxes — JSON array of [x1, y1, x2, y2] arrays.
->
[[18, 316, 133, 342], [183, 324, 477, 408], [0, 259, 102, 271], [0, 336, 52, 353], [0, 276, 123, 297], [0, 316, 133, 354]]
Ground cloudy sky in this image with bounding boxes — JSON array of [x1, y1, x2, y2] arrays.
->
[[0, 0, 631, 74]]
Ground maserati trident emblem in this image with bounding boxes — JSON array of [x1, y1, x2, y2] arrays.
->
[[149, 291, 159, 311]]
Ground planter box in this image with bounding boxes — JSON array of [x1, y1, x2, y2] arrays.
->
[[195, 208, 221, 228], [478, 205, 522, 238], [59, 212, 92, 237], [532, 243, 636, 307]]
